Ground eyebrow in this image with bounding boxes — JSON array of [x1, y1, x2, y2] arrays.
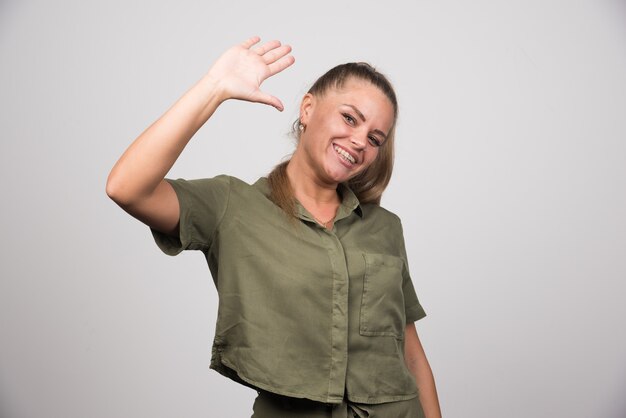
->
[[343, 104, 388, 140]]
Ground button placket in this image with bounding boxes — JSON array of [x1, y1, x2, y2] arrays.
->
[[321, 227, 350, 402]]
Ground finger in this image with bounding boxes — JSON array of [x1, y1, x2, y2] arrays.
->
[[241, 36, 261, 49], [252, 91, 285, 112], [253, 39, 281, 56], [268, 54, 296, 77], [262, 44, 292, 65]]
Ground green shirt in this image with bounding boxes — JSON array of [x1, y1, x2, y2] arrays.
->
[[151, 175, 427, 404]]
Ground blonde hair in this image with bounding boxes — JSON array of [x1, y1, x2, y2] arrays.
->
[[268, 62, 399, 218]]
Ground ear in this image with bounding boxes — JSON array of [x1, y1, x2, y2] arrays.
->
[[299, 93, 315, 126]]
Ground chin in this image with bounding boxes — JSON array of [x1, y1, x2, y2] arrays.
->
[[324, 165, 361, 185]]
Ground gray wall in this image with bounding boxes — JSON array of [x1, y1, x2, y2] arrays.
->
[[1, 0, 625, 417]]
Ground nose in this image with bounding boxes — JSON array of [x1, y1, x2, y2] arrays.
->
[[350, 132, 367, 150]]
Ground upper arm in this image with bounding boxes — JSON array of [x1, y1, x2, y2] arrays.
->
[[110, 174, 230, 255], [149, 176, 231, 255], [404, 323, 442, 417], [404, 322, 426, 365], [112, 179, 181, 236]]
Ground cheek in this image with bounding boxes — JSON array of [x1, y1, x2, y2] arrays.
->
[[362, 148, 380, 169]]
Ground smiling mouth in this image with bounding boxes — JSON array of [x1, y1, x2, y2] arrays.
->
[[334, 145, 356, 164]]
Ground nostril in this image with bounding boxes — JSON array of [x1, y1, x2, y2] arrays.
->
[[351, 136, 366, 148]]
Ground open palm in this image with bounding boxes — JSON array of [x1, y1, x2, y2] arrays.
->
[[207, 36, 295, 111]]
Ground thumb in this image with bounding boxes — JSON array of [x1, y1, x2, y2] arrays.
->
[[251, 90, 284, 112]]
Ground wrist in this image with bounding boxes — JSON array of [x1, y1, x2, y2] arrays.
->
[[198, 72, 229, 105]]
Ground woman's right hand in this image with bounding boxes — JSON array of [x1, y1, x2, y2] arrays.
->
[[206, 36, 295, 111]]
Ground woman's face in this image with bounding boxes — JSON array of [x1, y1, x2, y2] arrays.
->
[[298, 78, 395, 186]]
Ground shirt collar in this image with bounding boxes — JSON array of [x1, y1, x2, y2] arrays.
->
[[253, 177, 363, 222], [336, 182, 363, 219]]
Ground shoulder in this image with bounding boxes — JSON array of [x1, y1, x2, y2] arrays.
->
[[167, 174, 256, 192], [358, 204, 407, 246], [175, 175, 271, 208], [361, 203, 402, 227], [166, 174, 232, 188], [162, 175, 247, 210]]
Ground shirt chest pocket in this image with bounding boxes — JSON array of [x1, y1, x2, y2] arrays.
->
[[359, 253, 406, 340]]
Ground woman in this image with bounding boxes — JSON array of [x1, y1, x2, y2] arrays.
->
[[107, 36, 441, 418]]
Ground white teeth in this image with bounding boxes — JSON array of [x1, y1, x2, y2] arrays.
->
[[334, 145, 355, 164]]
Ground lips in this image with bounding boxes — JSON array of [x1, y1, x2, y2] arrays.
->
[[333, 144, 357, 165]]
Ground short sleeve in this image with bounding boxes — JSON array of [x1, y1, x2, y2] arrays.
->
[[150, 175, 231, 255], [403, 271, 427, 323], [397, 220, 427, 324]]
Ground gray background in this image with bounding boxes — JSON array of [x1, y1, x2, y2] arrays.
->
[[1, 0, 625, 417]]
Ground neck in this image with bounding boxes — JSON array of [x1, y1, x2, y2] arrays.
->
[[286, 155, 340, 206]]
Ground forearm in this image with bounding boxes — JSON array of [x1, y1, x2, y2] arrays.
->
[[106, 74, 225, 205], [407, 352, 441, 418], [107, 37, 294, 207], [105, 38, 293, 234]]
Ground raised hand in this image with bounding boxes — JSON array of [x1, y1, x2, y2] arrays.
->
[[206, 36, 295, 111], [107, 37, 294, 231]]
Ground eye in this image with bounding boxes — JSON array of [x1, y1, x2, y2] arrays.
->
[[342, 113, 356, 125], [368, 135, 382, 147]]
